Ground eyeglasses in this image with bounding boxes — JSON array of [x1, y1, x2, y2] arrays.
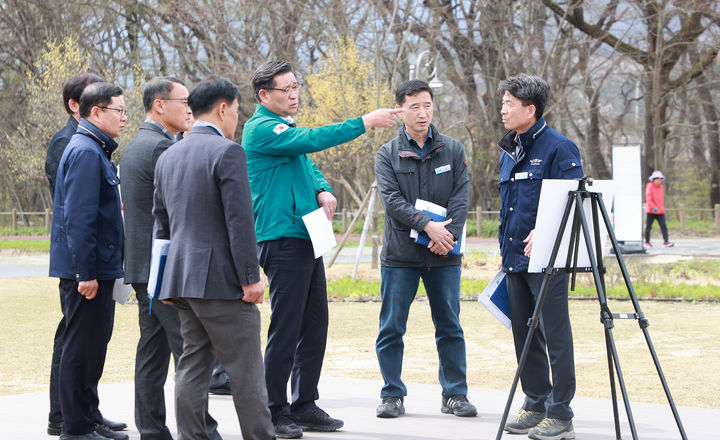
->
[[265, 84, 301, 94], [161, 97, 190, 106], [99, 106, 128, 117]]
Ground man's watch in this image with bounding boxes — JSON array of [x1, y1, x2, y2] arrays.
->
[[316, 188, 327, 196]]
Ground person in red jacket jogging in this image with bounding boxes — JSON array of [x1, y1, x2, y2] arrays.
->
[[645, 170, 674, 248]]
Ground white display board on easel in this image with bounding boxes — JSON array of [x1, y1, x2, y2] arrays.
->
[[528, 179, 615, 273], [612, 145, 643, 242]]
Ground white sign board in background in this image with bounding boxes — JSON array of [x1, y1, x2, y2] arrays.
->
[[612, 145, 643, 242], [528, 179, 615, 273]]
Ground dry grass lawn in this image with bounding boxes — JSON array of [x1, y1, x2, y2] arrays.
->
[[1, 273, 718, 410]]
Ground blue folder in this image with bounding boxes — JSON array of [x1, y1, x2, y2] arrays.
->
[[414, 210, 463, 256]]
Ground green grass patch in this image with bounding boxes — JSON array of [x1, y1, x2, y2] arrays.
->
[[327, 276, 495, 300], [0, 225, 49, 236], [569, 282, 719, 301], [0, 240, 50, 252]]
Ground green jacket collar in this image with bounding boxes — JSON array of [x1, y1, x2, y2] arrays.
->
[[255, 104, 296, 126]]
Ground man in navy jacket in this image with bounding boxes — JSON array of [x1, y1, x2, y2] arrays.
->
[[49, 82, 127, 440], [497, 74, 582, 440]]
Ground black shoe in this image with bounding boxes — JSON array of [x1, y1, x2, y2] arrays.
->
[[209, 378, 232, 395], [291, 406, 344, 432], [441, 394, 477, 417], [376, 396, 405, 418], [101, 418, 127, 431], [59, 431, 112, 440], [94, 424, 129, 440], [273, 415, 303, 439], [48, 421, 63, 436]]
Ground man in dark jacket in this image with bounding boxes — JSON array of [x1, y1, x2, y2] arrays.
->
[[121, 76, 224, 440], [153, 76, 275, 440], [497, 74, 582, 440], [49, 82, 128, 440], [374, 80, 475, 419], [44, 73, 128, 438]]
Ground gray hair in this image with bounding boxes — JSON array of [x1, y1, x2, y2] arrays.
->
[[498, 74, 549, 119], [251, 60, 293, 102]]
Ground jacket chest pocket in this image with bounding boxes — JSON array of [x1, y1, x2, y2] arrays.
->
[[395, 169, 417, 188]]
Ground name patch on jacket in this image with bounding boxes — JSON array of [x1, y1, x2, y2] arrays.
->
[[273, 123, 289, 135], [435, 164, 451, 174]]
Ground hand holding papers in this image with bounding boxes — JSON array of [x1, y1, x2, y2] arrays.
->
[[478, 271, 511, 329], [302, 207, 337, 259], [528, 179, 614, 273], [410, 199, 465, 256]]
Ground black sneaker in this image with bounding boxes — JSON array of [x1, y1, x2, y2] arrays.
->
[[528, 418, 575, 440], [94, 424, 128, 440], [48, 421, 63, 436], [504, 409, 544, 434], [273, 415, 303, 439], [291, 406, 344, 432], [441, 395, 477, 417], [376, 396, 405, 418]]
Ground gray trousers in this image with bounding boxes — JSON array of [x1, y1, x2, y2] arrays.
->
[[133, 283, 221, 440], [173, 297, 275, 440]]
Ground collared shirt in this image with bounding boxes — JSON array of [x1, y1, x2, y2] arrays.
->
[[403, 126, 433, 160], [193, 121, 224, 137], [145, 119, 175, 140]]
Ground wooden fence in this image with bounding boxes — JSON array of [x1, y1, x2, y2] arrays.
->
[[2, 204, 720, 235]]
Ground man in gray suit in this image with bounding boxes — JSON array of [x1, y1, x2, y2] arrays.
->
[[121, 77, 222, 439], [153, 76, 275, 440]]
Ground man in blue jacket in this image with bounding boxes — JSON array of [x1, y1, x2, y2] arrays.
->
[[45, 73, 127, 438], [497, 74, 582, 440], [49, 82, 127, 440]]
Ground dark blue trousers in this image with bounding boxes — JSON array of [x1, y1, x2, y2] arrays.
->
[[506, 272, 575, 420], [59, 279, 115, 435], [258, 238, 328, 419]]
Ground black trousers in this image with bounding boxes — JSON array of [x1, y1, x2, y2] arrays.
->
[[59, 279, 115, 435], [645, 213, 669, 243], [49, 280, 66, 424], [506, 272, 575, 420], [258, 238, 328, 419]]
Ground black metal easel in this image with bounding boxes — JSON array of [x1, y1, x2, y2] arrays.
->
[[495, 177, 687, 440]]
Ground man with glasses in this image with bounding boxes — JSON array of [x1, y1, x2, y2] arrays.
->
[[49, 82, 128, 440], [45, 73, 128, 438], [121, 77, 225, 440], [243, 60, 402, 439]]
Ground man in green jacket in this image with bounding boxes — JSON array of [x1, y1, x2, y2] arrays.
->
[[243, 60, 401, 439]]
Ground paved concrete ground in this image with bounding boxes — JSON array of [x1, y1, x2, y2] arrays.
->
[[1, 376, 714, 439]]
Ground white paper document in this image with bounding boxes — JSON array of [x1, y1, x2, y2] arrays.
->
[[302, 207, 337, 259], [112, 278, 133, 304], [147, 239, 170, 299], [528, 179, 614, 273], [478, 271, 511, 329]]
